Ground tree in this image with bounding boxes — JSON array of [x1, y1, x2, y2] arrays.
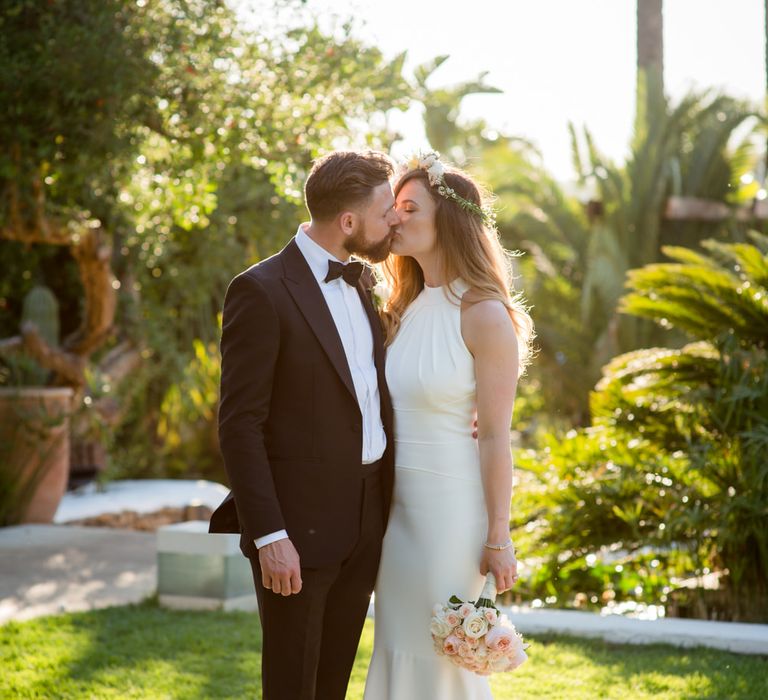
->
[[0, 0, 412, 479], [410, 55, 502, 162], [500, 89, 756, 423], [637, 0, 664, 106], [0, 0, 152, 391]]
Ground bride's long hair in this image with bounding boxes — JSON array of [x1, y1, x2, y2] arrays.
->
[[380, 167, 535, 374]]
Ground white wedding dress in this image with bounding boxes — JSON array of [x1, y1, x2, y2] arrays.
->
[[364, 280, 493, 700]]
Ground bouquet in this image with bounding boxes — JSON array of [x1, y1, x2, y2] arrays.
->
[[430, 573, 528, 676]]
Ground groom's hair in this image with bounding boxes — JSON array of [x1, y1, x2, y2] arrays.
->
[[305, 150, 394, 222]]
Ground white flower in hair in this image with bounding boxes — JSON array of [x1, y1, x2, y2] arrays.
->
[[426, 160, 445, 185], [421, 153, 438, 168], [400, 150, 497, 229]]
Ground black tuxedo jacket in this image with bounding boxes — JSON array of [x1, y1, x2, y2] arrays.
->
[[209, 238, 394, 568]]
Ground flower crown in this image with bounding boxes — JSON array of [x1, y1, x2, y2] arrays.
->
[[400, 151, 496, 228]]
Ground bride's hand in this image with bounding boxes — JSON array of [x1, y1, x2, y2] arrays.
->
[[480, 547, 518, 593]]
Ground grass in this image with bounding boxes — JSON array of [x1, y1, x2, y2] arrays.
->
[[1, 602, 766, 699]]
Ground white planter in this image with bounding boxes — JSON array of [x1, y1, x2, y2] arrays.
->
[[156, 520, 257, 611]]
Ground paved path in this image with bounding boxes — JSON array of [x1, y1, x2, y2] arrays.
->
[[504, 606, 768, 655], [1, 524, 767, 656], [0, 525, 155, 624]]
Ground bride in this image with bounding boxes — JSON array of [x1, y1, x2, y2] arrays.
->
[[364, 154, 534, 699]]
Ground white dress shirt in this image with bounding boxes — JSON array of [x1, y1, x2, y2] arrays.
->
[[254, 224, 387, 549]]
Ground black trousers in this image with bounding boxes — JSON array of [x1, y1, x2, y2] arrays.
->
[[249, 467, 384, 700]]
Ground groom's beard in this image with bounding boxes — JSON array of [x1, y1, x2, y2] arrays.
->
[[344, 222, 394, 264]]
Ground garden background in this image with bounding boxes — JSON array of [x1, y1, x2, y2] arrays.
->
[[1, 0, 768, 696]]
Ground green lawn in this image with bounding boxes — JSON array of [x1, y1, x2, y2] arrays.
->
[[1, 602, 766, 699]]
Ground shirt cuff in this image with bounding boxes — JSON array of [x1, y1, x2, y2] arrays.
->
[[254, 529, 289, 549]]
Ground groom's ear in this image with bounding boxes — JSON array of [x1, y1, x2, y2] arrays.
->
[[339, 211, 357, 237]]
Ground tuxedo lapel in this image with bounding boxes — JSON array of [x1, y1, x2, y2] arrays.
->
[[281, 240, 357, 402], [356, 280, 393, 433], [356, 282, 385, 373]]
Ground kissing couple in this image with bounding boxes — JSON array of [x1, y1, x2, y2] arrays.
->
[[211, 149, 534, 699]]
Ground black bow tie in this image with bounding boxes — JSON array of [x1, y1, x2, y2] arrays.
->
[[325, 260, 364, 286]]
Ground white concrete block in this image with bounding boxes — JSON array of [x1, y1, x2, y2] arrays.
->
[[156, 520, 254, 610], [156, 520, 242, 556]]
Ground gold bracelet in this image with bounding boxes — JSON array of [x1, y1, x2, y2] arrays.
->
[[483, 540, 514, 551]]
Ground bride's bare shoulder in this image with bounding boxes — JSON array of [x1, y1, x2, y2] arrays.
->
[[460, 291, 516, 356]]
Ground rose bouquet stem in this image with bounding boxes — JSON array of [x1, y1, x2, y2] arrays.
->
[[476, 572, 498, 610]]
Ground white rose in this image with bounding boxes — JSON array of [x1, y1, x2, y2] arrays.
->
[[430, 610, 454, 639], [462, 611, 489, 640]]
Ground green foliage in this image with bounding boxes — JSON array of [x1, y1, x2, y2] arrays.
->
[[0, 0, 155, 234], [483, 90, 755, 423], [569, 87, 755, 353], [1, 1, 413, 478], [512, 426, 693, 607], [411, 55, 503, 160], [106, 8, 411, 479], [155, 337, 222, 482], [513, 236, 768, 621], [620, 233, 768, 341]]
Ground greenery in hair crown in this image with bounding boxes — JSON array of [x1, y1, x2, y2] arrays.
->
[[401, 151, 496, 228]]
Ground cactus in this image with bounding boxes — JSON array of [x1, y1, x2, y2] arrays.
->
[[21, 286, 60, 347], [18, 285, 60, 384]]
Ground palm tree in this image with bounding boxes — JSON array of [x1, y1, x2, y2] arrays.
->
[[498, 90, 755, 423], [637, 0, 664, 106], [410, 56, 503, 161]]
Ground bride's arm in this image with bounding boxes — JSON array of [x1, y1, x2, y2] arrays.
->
[[462, 297, 520, 593]]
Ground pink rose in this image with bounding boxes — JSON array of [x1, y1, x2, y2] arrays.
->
[[484, 608, 498, 625], [445, 610, 461, 627], [488, 649, 504, 663], [458, 603, 474, 618], [506, 648, 528, 671], [457, 641, 473, 657], [454, 626, 466, 640], [443, 635, 461, 655], [485, 626, 515, 652]]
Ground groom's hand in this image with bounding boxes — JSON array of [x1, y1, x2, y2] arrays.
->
[[259, 538, 302, 596]]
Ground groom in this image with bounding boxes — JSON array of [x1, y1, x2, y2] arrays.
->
[[210, 150, 398, 699]]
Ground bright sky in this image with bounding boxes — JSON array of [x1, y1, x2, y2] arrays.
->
[[239, 0, 765, 181]]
